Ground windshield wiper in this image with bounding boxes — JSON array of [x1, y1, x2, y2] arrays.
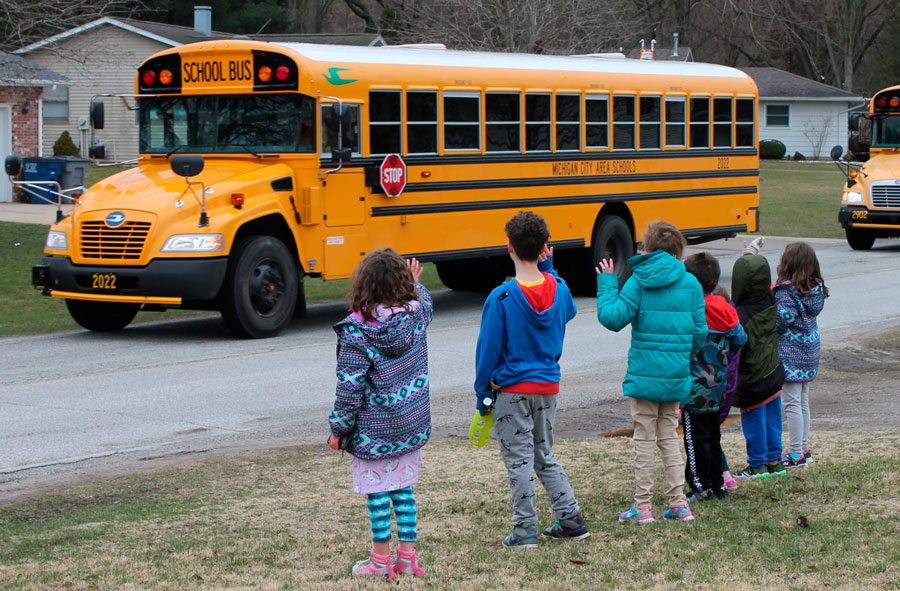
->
[[233, 145, 261, 158], [165, 144, 186, 158]]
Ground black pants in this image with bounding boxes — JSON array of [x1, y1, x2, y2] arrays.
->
[[683, 411, 724, 494]]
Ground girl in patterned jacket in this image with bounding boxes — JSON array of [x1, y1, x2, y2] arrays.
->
[[774, 242, 828, 469], [327, 249, 433, 579]]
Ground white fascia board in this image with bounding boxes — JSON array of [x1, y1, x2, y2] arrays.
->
[[14, 17, 180, 54]]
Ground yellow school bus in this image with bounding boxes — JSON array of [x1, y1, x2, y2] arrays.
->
[[27, 40, 759, 337], [836, 84, 900, 250]]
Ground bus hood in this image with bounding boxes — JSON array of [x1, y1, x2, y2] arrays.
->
[[860, 153, 900, 181]]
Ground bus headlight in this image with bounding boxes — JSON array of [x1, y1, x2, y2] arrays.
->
[[161, 234, 225, 252], [842, 190, 864, 204], [45, 231, 68, 250]]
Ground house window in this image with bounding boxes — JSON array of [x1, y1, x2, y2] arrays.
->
[[525, 93, 551, 151], [665, 96, 686, 147], [613, 95, 635, 150], [736, 98, 755, 147], [486, 92, 520, 152], [639, 95, 661, 150], [43, 85, 68, 120], [689, 96, 710, 148], [766, 104, 789, 127], [585, 95, 609, 148], [443, 92, 480, 151], [369, 91, 401, 155], [407, 91, 437, 154]]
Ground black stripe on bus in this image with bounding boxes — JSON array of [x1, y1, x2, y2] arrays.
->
[[397, 168, 758, 194], [407, 239, 586, 263], [371, 186, 758, 217], [323, 147, 758, 168]]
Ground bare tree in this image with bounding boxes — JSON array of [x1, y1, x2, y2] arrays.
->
[[802, 114, 834, 159], [286, 0, 339, 33], [0, 0, 148, 52]]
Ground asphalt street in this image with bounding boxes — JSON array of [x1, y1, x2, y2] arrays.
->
[[2, 235, 900, 500]]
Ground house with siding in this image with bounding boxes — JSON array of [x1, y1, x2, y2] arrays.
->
[[739, 67, 864, 159], [0, 52, 69, 202], [13, 7, 384, 162]]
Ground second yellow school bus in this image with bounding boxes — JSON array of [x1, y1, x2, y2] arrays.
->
[[30, 40, 759, 337]]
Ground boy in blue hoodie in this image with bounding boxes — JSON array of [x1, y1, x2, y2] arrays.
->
[[475, 211, 588, 549], [596, 221, 707, 523], [681, 252, 747, 502]]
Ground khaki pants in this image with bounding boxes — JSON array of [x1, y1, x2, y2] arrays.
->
[[631, 398, 687, 508]]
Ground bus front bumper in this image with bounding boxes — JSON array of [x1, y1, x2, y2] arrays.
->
[[839, 206, 900, 233], [32, 256, 229, 305]]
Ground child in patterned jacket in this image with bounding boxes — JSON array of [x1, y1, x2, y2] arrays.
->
[[774, 242, 828, 468], [328, 249, 433, 579]]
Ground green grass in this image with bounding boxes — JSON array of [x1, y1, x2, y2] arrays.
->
[[2, 432, 899, 590], [1, 161, 847, 337]]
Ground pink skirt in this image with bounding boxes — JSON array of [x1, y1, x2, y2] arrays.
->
[[352, 449, 423, 494]]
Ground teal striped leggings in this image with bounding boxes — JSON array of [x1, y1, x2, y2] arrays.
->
[[367, 486, 417, 542]]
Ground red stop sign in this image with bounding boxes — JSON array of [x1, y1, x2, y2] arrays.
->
[[379, 154, 407, 197]]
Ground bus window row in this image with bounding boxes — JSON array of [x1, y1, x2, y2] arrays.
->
[[350, 90, 756, 158]]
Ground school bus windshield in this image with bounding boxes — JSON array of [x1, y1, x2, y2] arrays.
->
[[872, 115, 900, 148], [138, 93, 316, 154]]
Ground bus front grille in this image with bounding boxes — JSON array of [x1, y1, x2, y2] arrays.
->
[[871, 183, 900, 208], [80, 221, 151, 260]]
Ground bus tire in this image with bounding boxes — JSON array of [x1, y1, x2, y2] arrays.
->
[[591, 215, 634, 287], [221, 235, 298, 338], [65, 299, 139, 332], [846, 228, 875, 250]]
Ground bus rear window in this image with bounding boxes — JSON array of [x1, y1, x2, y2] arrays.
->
[[139, 93, 316, 154]]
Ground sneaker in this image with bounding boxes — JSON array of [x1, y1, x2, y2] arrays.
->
[[686, 490, 710, 504], [663, 504, 695, 521], [782, 452, 808, 469], [542, 514, 590, 540], [767, 462, 787, 477], [803, 449, 814, 465], [502, 527, 538, 549], [734, 465, 770, 480], [711, 487, 730, 500], [723, 477, 738, 489], [619, 503, 655, 524], [352, 550, 396, 579], [393, 548, 426, 577]]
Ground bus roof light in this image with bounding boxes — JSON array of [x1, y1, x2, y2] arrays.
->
[[159, 69, 174, 86], [876, 96, 888, 108], [142, 70, 156, 86], [258, 65, 273, 83], [275, 65, 290, 82], [891, 96, 900, 108]]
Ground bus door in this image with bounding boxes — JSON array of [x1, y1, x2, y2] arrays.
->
[[320, 103, 366, 277]]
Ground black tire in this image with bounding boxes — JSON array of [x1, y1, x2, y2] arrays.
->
[[65, 299, 139, 332], [591, 215, 634, 287], [221, 236, 298, 338], [846, 228, 875, 251], [436, 257, 510, 292]]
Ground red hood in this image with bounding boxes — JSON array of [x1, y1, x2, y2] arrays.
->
[[705, 294, 739, 332]]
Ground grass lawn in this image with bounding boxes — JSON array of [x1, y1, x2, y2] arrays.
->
[[2, 431, 898, 590], [1, 160, 846, 337]]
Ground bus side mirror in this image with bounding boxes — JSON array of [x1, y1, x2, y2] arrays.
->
[[331, 148, 352, 163], [171, 155, 205, 177], [830, 145, 843, 161], [90, 100, 105, 130], [5, 155, 22, 176]]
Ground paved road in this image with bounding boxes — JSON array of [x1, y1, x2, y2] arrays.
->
[[2, 236, 900, 500]]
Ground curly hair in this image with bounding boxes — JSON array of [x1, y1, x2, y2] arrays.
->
[[505, 211, 550, 262], [642, 220, 686, 260], [776, 241, 829, 297], [348, 248, 418, 320], [684, 251, 720, 293]]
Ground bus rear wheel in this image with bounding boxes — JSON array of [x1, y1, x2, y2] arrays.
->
[[66, 299, 140, 332], [846, 228, 875, 250], [591, 215, 634, 287], [221, 235, 298, 338]]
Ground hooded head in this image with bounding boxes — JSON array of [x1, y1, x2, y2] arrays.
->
[[732, 254, 772, 305]]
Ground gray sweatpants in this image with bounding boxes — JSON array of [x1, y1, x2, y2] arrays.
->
[[493, 392, 580, 535]]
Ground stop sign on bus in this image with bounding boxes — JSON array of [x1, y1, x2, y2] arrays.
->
[[379, 154, 407, 197]]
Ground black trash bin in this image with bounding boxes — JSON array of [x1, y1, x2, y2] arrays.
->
[[21, 157, 65, 204]]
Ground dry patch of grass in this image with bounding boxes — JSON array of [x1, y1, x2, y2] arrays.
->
[[2, 433, 900, 590]]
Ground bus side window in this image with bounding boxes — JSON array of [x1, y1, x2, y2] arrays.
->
[[735, 97, 755, 147], [407, 91, 437, 154], [613, 95, 635, 150], [713, 96, 733, 148], [640, 95, 661, 150], [370, 91, 401, 155], [690, 97, 710, 148], [665, 96, 686, 147]]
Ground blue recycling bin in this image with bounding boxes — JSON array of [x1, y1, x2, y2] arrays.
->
[[22, 157, 64, 204]]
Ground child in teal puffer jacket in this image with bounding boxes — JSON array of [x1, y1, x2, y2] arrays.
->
[[596, 221, 707, 523]]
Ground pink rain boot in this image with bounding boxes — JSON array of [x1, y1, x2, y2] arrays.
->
[[393, 547, 426, 577], [351, 548, 396, 579]]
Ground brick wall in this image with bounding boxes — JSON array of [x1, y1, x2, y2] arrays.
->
[[1, 85, 42, 201]]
